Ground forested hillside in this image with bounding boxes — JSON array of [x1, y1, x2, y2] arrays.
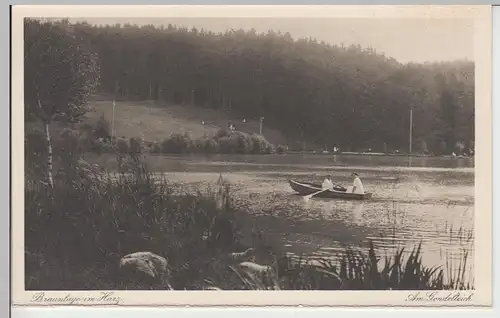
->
[[27, 19, 475, 154]]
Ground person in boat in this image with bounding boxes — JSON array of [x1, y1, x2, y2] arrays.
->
[[351, 172, 365, 194], [322, 175, 334, 190]]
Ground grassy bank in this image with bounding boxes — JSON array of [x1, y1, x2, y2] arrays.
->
[[25, 151, 473, 290]]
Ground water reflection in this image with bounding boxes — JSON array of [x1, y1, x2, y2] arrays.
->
[[351, 201, 365, 224]]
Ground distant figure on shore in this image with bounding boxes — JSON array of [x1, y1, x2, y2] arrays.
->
[[350, 172, 365, 194], [322, 175, 334, 190]]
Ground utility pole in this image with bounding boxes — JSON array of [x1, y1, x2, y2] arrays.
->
[[259, 117, 264, 136], [409, 108, 413, 155], [112, 100, 116, 138]]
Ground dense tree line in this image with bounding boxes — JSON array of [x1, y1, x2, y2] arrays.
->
[[26, 19, 474, 155]]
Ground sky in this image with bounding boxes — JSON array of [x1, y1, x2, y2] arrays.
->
[[71, 17, 474, 64]]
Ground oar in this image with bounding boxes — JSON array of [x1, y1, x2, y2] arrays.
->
[[303, 188, 330, 200]]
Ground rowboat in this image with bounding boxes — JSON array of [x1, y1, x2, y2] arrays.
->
[[288, 179, 373, 200]]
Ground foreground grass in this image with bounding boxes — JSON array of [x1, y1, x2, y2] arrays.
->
[[25, 153, 473, 290]]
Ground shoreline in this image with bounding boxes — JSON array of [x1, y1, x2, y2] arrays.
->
[[141, 151, 475, 160], [284, 151, 474, 159]]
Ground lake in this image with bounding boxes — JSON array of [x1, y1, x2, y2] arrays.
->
[[96, 153, 475, 282]]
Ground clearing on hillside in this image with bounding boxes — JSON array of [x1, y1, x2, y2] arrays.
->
[[86, 99, 301, 147]]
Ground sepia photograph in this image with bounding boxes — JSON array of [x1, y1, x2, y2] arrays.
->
[[11, 5, 493, 307]]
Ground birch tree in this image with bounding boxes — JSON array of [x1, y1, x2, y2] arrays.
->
[[24, 18, 100, 187]]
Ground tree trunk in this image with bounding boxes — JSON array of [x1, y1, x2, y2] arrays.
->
[[44, 122, 54, 188]]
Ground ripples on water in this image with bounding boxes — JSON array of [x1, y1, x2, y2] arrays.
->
[[128, 154, 475, 282]]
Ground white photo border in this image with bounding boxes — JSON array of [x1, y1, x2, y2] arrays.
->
[[5, 1, 498, 315]]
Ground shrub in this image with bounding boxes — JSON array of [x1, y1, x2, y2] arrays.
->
[[276, 144, 287, 154], [249, 133, 274, 154], [129, 137, 142, 155], [455, 141, 465, 154], [161, 133, 194, 154], [87, 137, 115, 154], [204, 130, 275, 154], [217, 136, 236, 154], [215, 129, 231, 139], [116, 137, 129, 154], [192, 138, 205, 154], [192, 137, 220, 154], [93, 113, 111, 139], [204, 138, 220, 154], [142, 128, 276, 155], [150, 141, 162, 154], [232, 131, 253, 154]]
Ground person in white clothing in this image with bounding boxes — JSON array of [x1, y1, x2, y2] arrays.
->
[[351, 172, 365, 194], [322, 175, 334, 190]]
